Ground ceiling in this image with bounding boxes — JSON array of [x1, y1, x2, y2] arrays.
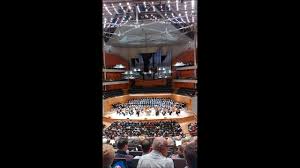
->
[[102, 0, 197, 48]]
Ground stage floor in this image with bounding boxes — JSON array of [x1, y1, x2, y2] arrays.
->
[[104, 109, 194, 120]]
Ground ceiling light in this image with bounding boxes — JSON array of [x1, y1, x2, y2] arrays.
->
[[127, 2, 132, 10], [111, 4, 118, 14], [137, 5, 141, 13], [105, 6, 112, 15], [192, 0, 195, 10], [176, 0, 179, 11]]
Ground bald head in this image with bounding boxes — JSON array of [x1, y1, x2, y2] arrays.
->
[[152, 137, 168, 156]]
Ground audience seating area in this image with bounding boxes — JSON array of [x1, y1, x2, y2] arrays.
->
[[103, 121, 184, 139], [176, 88, 196, 97], [103, 89, 123, 99], [129, 86, 173, 94]]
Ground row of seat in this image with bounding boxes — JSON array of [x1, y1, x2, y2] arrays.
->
[[176, 88, 196, 97], [103, 89, 123, 99]]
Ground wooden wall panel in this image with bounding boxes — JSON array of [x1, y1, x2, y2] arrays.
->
[[104, 53, 129, 69], [106, 83, 129, 91], [171, 94, 192, 110], [172, 49, 195, 64], [177, 70, 195, 78], [106, 72, 122, 80], [173, 82, 195, 89], [135, 79, 167, 87]]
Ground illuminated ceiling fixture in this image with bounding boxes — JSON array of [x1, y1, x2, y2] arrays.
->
[[137, 5, 141, 13], [104, 18, 107, 28], [113, 64, 125, 69], [152, 2, 155, 11], [174, 62, 186, 67], [192, 0, 195, 10], [119, 3, 125, 13], [104, 5, 112, 15], [185, 11, 190, 23], [180, 13, 185, 23], [112, 4, 118, 14], [186, 16, 190, 23], [127, 2, 131, 11], [176, 0, 179, 11]]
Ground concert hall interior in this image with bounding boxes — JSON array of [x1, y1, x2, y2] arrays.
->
[[99, 1, 198, 168]]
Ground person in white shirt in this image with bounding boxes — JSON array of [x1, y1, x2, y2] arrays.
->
[[137, 137, 174, 168]]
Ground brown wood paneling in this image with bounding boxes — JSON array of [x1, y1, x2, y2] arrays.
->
[[135, 79, 167, 87], [173, 82, 195, 89], [106, 83, 129, 91], [104, 53, 129, 69]]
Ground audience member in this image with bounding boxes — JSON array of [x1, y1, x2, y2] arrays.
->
[[103, 144, 115, 168], [171, 145, 185, 159], [137, 137, 174, 168], [115, 138, 134, 168], [183, 141, 197, 168]]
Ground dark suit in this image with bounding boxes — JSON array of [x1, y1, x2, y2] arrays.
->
[[115, 150, 134, 168]]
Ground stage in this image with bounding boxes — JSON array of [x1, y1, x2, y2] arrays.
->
[[103, 109, 194, 120]]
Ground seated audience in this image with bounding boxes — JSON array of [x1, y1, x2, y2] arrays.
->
[[103, 144, 115, 168], [171, 145, 185, 159], [137, 137, 174, 168], [104, 121, 184, 139], [115, 138, 134, 161], [188, 123, 198, 136], [183, 141, 197, 168]]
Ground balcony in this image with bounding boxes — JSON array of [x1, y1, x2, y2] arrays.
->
[[103, 69, 126, 73], [103, 80, 129, 85], [173, 79, 197, 83], [176, 65, 197, 71]]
